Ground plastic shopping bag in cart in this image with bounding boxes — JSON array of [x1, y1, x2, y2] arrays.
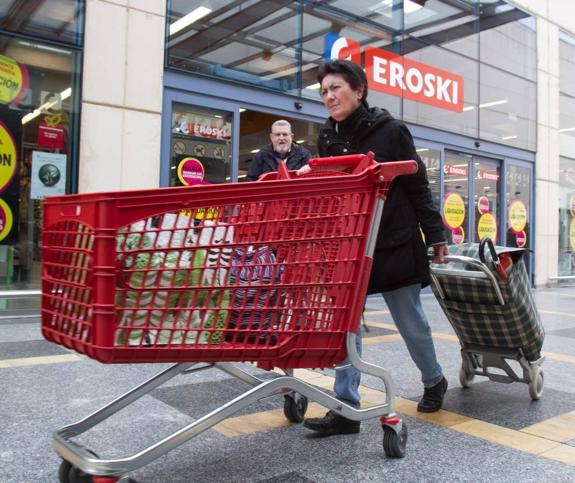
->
[[115, 214, 233, 346], [227, 246, 284, 340]]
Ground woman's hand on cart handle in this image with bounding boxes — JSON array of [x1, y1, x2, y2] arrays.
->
[[431, 243, 449, 264]]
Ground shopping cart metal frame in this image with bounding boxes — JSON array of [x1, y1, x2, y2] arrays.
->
[[54, 333, 400, 480], [430, 254, 545, 401], [44, 154, 417, 482]]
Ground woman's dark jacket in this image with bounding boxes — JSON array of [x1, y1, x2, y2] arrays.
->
[[246, 143, 311, 181], [318, 104, 446, 293]]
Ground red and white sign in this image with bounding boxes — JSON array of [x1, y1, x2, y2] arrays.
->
[[516, 230, 527, 247], [365, 46, 463, 113], [477, 169, 499, 181], [452, 226, 465, 245], [477, 196, 490, 214], [327, 35, 361, 64], [38, 122, 65, 150], [444, 164, 467, 176]]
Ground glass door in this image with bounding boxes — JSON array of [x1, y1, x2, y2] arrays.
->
[[443, 151, 471, 245], [473, 157, 501, 243]]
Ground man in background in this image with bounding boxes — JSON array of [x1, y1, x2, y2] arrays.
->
[[246, 120, 311, 181]]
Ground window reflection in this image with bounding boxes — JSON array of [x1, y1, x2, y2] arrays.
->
[[506, 165, 530, 249], [558, 157, 575, 276], [170, 104, 232, 185], [473, 160, 500, 243], [0, 0, 84, 46]]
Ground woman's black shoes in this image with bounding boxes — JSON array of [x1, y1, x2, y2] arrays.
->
[[417, 376, 448, 413]]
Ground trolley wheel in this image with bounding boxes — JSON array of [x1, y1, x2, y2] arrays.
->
[[528, 366, 544, 401], [283, 393, 308, 423], [459, 366, 475, 388], [382, 424, 407, 458]]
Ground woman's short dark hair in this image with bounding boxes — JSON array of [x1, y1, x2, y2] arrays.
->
[[317, 60, 368, 102]]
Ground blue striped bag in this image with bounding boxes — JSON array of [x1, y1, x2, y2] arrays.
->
[[228, 246, 284, 331]]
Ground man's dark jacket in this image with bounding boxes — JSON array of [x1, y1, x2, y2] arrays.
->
[[246, 143, 311, 181], [318, 104, 446, 293]]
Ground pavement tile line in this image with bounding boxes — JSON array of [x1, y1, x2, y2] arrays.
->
[[0, 354, 81, 368], [212, 369, 575, 467]]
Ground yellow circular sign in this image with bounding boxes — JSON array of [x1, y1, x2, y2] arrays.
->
[[570, 219, 575, 252], [0, 198, 14, 241], [508, 200, 527, 233], [0, 55, 24, 104], [477, 212, 497, 242], [0, 121, 17, 193], [443, 193, 465, 229]]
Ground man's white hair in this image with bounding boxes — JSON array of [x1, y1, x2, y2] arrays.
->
[[271, 119, 292, 133]]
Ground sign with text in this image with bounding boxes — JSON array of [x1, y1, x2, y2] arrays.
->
[[365, 47, 464, 112], [0, 54, 29, 105], [0, 109, 21, 244]]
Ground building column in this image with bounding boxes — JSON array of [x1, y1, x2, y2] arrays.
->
[[534, 17, 560, 287], [79, 0, 166, 193]]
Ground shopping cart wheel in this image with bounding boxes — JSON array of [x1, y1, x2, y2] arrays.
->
[[382, 423, 407, 458], [459, 365, 474, 388], [283, 393, 308, 423], [528, 366, 544, 401]]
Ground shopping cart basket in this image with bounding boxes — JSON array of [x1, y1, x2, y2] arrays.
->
[[430, 238, 545, 400], [42, 152, 417, 482]]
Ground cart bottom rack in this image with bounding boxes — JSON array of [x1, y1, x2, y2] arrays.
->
[[42, 154, 418, 481]]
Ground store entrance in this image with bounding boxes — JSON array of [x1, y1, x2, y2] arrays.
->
[[238, 110, 319, 180]]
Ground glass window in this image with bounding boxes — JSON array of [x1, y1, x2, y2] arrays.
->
[[404, 0, 479, 59], [443, 150, 470, 245], [559, 157, 575, 276], [167, 0, 301, 94], [560, 31, 575, 98], [0, 34, 80, 289], [480, 15, 536, 82], [170, 103, 232, 185], [473, 158, 500, 244], [505, 164, 531, 249], [0, 0, 84, 46], [403, 42, 478, 138], [478, 64, 536, 150], [416, 145, 441, 210]]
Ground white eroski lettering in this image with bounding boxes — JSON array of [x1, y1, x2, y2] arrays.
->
[[423, 72, 435, 98], [389, 61, 405, 89], [436, 76, 452, 104], [452, 80, 459, 105], [373, 56, 388, 85], [405, 67, 423, 94]]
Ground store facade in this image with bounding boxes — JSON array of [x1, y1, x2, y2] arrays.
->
[[162, 0, 538, 274], [0, 0, 83, 296]]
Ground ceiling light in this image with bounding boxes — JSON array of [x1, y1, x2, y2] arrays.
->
[[22, 87, 72, 125], [250, 149, 260, 154], [559, 127, 575, 133], [296, 139, 305, 144], [169, 6, 212, 36], [404, 0, 424, 14], [479, 99, 508, 109], [306, 83, 321, 90], [416, 148, 429, 152], [462, 105, 475, 111], [501, 135, 517, 140], [239, 108, 246, 112]]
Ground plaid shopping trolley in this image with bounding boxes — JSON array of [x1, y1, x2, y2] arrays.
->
[[430, 238, 545, 400]]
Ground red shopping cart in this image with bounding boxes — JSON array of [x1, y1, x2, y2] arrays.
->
[[42, 153, 417, 482]]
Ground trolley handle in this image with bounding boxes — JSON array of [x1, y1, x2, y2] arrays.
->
[[430, 255, 506, 305]]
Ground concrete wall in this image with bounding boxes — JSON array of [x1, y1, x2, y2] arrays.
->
[[510, 0, 575, 285], [79, 0, 166, 193]]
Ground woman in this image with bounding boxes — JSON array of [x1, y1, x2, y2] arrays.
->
[[302, 59, 449, 436]]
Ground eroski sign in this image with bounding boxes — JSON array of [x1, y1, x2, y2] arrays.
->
[[325, 34, 464, 113]]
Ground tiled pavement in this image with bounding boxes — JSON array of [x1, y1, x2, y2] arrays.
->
[[1, 286, 575, 482]]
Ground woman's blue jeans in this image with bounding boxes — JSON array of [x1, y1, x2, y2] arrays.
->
[[334, 283, 443, 407]]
